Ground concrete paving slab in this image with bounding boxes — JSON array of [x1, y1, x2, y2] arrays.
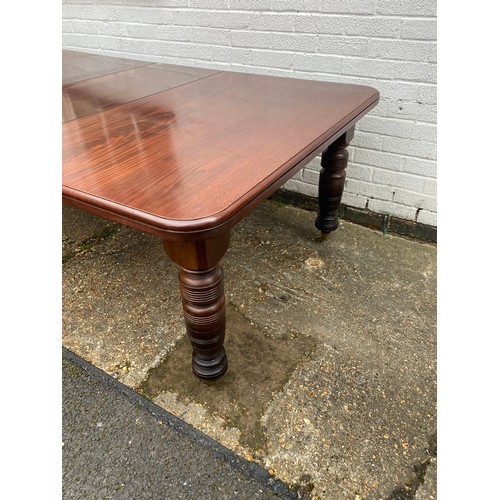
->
[[63, 200, 436, 499], [62, 205, 117, 259]]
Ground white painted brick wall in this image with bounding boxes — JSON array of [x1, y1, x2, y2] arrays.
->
[[63, 0, 437, 228]]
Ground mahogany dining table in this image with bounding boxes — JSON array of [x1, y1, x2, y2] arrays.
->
[[62, 49, 379, 381]]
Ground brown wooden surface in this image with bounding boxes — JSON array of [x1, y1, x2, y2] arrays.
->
[[164, 233, 230, 380], [315, 128, 354, 234], [62, 50, 379, 240], [62, 52, 148, 85], [62, 49, 94, 62], [63, 64, 219, 123]]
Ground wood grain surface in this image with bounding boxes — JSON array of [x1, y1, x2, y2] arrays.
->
[[62, 50, 379, 240], [62, 52, 148, 85], [63, 63, 219, 122]]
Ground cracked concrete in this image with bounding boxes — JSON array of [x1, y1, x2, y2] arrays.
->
[[63, 199, 436, 499]]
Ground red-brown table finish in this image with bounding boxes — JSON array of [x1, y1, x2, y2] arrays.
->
[[63, 49, 379, 380]]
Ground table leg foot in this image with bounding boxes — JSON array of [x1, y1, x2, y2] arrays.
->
[[315, 127, 355, 234], [179, 266, 228, 380], [163, 233, 230, 381]]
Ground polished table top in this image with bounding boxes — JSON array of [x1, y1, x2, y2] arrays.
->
[[63, 50, 379, 240]]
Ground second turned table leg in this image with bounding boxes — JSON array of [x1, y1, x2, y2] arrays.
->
[[163, 232, 230, 380], [315, 127, 355, 235]]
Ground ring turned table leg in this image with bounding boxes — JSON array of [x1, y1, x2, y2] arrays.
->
[[163, 232, 230, 380], [315, 127, 355, 235]]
